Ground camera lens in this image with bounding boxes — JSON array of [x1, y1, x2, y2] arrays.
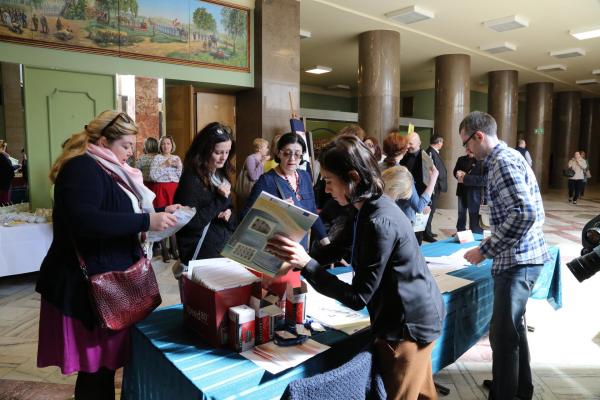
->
[[567, 245, 600, 282]]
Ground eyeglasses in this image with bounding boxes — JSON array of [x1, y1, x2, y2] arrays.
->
[[100, 112, 132, 135], [280, 150, 303, 159], [462, 131, 477, 148]]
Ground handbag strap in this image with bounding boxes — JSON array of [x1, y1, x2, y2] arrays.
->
[[191, 222, 211, 261]]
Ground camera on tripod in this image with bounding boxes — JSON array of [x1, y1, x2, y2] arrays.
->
[[567, 215, 600, 282]]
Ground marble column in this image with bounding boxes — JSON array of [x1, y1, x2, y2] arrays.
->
[[550, 92, 581, 190], [488, 70, 518, 146], [1, 63, 25, 156], [135, 76, 161, 159], [236, 0, 300, 163], [525, 82, 554, 191], [580, 98, 595, 182], [590, 99, 600, 183], [357, 30, 400, 141], [434, 54, 470, 209]]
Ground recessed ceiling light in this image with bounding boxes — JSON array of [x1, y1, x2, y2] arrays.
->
[[550, 48, 586, 58], [479, 42, 517, 54], [570, 26, 600, 40], [576, 79, 598, 85], [325, 84, 351, 90], [385, 5, 434, 24], [483, 15, 529, 32], [592, 69, 600, 75], [304, 65, 332, 74], [536, 64, 567, 72], [300, 29, 311, 39]]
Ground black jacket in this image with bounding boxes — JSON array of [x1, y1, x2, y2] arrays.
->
[[36, 155, 150, 329], [401, 150, 426, 195], [426, 146, 448, 193], [302, 195, 445, 343], [0, 153, 14, 191], [174, 170, 236, 264], [453, 155, 485, 212]]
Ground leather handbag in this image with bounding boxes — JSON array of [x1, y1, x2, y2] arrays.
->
[[77, 251, 162, 331], [563, 167, 575, 178]]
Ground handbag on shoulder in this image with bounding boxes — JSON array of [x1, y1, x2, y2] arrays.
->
[[563, 167, 575, 178]]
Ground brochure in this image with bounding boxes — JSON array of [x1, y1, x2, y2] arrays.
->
[[421, 149, 434, 186], [146, 206, 196, 242], [221, 191, 318, 276]]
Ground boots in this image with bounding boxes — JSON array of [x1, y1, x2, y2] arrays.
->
[[161, 239, 170, 262], [169, 235, 179, 260]]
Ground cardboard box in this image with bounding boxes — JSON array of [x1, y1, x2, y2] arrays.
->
[[229, 305, 255, 352], [285, 281, 307, 324], [249, 296, 284, 344], [181, 259, 261, 347]]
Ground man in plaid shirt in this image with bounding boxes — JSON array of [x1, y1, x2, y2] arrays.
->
[[461, 111, 550, 400]]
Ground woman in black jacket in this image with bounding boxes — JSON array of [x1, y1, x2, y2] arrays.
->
[[36, 110, 178, 400], [267, 135, 445, 400], [175, 122, 236, 263]]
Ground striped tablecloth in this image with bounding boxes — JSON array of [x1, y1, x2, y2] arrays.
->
[[122, 239, 561, 399]]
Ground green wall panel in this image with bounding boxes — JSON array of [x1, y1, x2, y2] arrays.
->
[[300, 93, 357, 113]]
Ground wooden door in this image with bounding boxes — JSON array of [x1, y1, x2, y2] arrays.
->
[[165, 85, 194, 160], [195, 92, 236, 138], [23, 67, 115, 208]]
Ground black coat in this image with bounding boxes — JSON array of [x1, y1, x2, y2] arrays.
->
[[174, 170, 236, 264], [0, 153, 14, 191], [36, 155, 150, 329], [303, 195, 445, 343], [453, 155, 485, 212], [401, 150, 426, 195], [426, 146, 448, 193]]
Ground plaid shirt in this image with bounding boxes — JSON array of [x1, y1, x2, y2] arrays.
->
[[479, 143, 550, 275]]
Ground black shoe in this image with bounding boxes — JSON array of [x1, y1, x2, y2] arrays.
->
[[483, 379, 492, 390], [423, 234, 437, 243]]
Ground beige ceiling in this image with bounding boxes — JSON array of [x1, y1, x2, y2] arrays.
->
[[299, 0, 600, 96]]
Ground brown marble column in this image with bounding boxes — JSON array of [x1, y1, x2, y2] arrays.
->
[[1, 63, 25, 156], [434, 54, 470, 209], [135, 77, 161, 159], [525, 82, 554, 191], [236, 0, 300, 163], [580, 98, 595, 183], [590, 99, 600, 183], [550, 92, 581, 190], [357, 30, 400, 141], [488, 70, 518, 146]]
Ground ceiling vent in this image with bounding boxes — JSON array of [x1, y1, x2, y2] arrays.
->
[[385, 5, 434, 24], [592, 69, 600, 75], [570, 26, 600, 40], [479, 42, 517, 54], [536, 64, 567, 72], [300, 29, 311, 39], [549, 48, 586, 58], [483, 15, 529, 32], [576, 79, 598, 85], [326, 84, 351, 90]]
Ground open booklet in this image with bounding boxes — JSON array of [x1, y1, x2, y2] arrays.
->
[[421, 149, 433, 186], [221, 191, 318, 276]]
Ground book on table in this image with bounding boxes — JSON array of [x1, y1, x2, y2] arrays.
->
[[221, 191, 317, 277]]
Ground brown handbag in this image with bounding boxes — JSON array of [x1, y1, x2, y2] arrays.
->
[[77, 250, 162, 331]]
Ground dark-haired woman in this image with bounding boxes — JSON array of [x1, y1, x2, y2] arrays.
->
[[266, 135, 444, 400], [242, 132, 328, 296], [174, 122, 236, 263]]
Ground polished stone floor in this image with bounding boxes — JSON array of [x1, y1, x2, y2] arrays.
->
[[1, 186, 600, 399]]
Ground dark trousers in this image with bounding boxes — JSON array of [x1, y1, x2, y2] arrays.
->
[[489, 265, 542, 400], [75, 367, 116, 400], [457, 198, 483, 234], [424, 194, 437, 237], [568, 179, 584, 201]]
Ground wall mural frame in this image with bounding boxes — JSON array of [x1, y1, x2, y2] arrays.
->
[[0, 0, 250, 72]]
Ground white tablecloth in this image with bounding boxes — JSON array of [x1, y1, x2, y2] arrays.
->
[[0, 223, 53, 277]]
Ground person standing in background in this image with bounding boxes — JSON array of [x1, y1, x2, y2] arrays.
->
[[380, 132, 408, 170], [456, 153, 485, 235], [515, 139, 533, 167], [568, 151, 587, 205], [363, 136, 384, 163], [0, 141, 14, 204], [136, 137, 159, 192], [580, 150, 590, 198], [237, 138, 269, 208], [263, 134, 282, 173], [424, 135, 447, 242], [453, 149, 477, 233]]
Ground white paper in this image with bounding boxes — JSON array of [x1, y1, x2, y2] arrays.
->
[[187, 258, 260, 291], [240, 339, 330, 375], [413, 212, 427, 232], [425, 247, 477, 269], [147, 206, 196, 242], [433, 274, 473, 293], [421, 150, 434, 186]]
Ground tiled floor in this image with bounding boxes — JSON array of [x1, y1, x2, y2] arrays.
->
[[1, 187, 600, 399]]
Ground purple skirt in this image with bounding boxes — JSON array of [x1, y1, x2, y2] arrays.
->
[[37, 298, 131, 374]]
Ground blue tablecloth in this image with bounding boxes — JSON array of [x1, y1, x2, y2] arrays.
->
[[122, 239, 561, 399]]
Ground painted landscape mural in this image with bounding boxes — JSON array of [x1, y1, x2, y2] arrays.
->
[[0, 0, 250, 71]]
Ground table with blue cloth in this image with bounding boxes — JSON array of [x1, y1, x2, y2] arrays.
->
[[121, 238, 561, 399]]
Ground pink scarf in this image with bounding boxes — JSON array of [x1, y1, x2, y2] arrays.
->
[[87, 143, 155, 212]]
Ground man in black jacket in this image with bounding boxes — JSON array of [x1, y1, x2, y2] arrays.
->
[[453, 149, 484, 233], [424, 135, 447, 242]]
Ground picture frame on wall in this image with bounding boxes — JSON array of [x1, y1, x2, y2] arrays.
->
[[0, 0, 250, 72]]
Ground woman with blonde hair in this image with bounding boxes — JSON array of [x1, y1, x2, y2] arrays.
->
[[37, 110, 178, 400]]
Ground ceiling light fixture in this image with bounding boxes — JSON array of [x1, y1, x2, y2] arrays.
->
[[385, 5, 434, 24], [326, 84, 351, 90], [300, 29, 311, 39], [576, 79, 598, 85], [549, 48, 586, 58], [536, 64, 567, 72], [592, 69, 600, 75], [304, 65, 332, 75], [479, 42, 517, 54], [483, 15, 529, 32], [570, 26, 600, 40]]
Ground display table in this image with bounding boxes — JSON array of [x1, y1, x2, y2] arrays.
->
[[0, 223, 52, 277], [122, 239, 561, 399]]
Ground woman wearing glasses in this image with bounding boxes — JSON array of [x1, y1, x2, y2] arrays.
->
[[241, 132, 328, 295], [36, 110, 178, 400], [175, 122, 237, 263]]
